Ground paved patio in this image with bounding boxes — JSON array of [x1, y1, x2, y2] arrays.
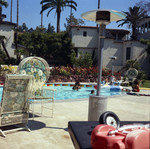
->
[[0, 89, 150, 149]]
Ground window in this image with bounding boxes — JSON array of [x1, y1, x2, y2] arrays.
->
[[126, 47, 131, 60], [83, 31, 87, 37]]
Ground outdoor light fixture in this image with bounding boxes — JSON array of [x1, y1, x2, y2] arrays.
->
[[81, 9, 126, 121], [110, 56, 117, 60], [110, 56, 117, 79], [81, 9, 126, 96], [96, 11, 110, 24]]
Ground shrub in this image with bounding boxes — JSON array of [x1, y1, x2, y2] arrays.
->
[[50, 66, 121, 81]]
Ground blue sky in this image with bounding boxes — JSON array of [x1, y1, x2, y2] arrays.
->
[[3, 0, 143, 31]]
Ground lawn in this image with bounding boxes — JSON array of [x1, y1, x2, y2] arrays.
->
[[140, 80, 150, 88]]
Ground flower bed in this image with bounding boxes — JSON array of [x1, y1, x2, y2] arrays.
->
[[47, 66, 121, 83], [0, 66, 121, 83]]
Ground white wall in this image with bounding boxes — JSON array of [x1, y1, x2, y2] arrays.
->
[[103, 39, 123, 71], [71, 27, 98, 48], [0, 24, 16, 58], [138, 31, 150, 39], [123, 41, 150, 75], [70, 26, 150, 75]]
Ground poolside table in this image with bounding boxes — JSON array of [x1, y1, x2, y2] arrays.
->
[[68, 121, 150, 149]]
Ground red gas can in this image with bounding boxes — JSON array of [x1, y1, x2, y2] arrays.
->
[[91, 124, 150, 149]]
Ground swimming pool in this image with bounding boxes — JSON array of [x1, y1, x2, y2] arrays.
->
[[0, 84, 125, 101], [0, 86, 3, 102]]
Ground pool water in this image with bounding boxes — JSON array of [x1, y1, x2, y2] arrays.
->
[[0, 85, 125, 101], [0, 86, 3, 102], [44, 85, 125, 100]]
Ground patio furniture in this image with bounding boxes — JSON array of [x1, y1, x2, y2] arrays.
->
[[29, 87, 56, 119], [0, 74, 32, 137], [18, 57, 56, 118]]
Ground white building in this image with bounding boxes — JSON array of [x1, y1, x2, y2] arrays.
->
[[0, 11, 16, 59], [70, 25, 149, 75], [0, 21, 16, 58], [137, 16, 150, 40]]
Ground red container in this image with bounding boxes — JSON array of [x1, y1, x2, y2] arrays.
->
[[91, 124, 150, 149]]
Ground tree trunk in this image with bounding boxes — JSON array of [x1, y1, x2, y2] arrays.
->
[[17, 0, 19, 29], [16, 0, 19, 50], [10, 0, 13, 22], [98, 0, 100, 9], [41, 0, 43, 28], [2, 40, 10, 60], [57, 10, 61, 32], [0, 5, 2, 21], [132, 24, 137, 40]]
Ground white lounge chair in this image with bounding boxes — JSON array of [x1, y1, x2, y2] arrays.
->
[[0, 74, 32, 137]]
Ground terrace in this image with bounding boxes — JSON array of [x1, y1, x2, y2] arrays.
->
[[0, 56, 149, 148], [0, 88, 149, 148]]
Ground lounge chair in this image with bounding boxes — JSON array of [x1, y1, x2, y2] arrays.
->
[[0, 74, 32, 137]]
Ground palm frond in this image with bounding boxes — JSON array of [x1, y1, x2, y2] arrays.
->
[[41, 3, 55, 14], [40, 0, 55, 4], [0, 0, 8, 7], [47, 7, 56, 16], [64, 4, 77, 11]]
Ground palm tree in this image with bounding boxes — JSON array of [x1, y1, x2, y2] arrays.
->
[[0, 0, 8, 7], [0, 1, 10, 60], [117, 6, 145, 40], [15, 0, 19, 50], [0, 0, 8, 21], [10, 0, 12, 22], [41, 0, 43, 28], [40, 0, 77, 32], [98, 0, 100, 9], [0, 35, 10, 59], [17, 0, 19, 29]]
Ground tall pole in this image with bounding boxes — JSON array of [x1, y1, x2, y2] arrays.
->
[[41, 1, 43, 28], [98, 0, 100, 9], [96, 23, 106, 96], [17, 0, 19, 29], [0, 4, 2, 21], [16, 0, 19, 50], [70, 2, 72, 26], [10, 0, 13, 22], [112, 59, 114, 76], [97, 0, 100, 27]]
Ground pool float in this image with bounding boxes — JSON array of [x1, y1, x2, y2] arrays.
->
[[94, 85, 123, 91]]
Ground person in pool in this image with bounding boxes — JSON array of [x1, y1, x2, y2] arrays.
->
[[72, 81, 81, 90], [90, 90, 95, 94]]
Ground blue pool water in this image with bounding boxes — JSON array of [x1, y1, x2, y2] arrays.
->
[[44, 85, 125, 100], [0, 85, 125, 101], [0, 86, 3, 102]]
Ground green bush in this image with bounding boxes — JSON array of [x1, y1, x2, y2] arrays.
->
[[70, 51, 93, 68]]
